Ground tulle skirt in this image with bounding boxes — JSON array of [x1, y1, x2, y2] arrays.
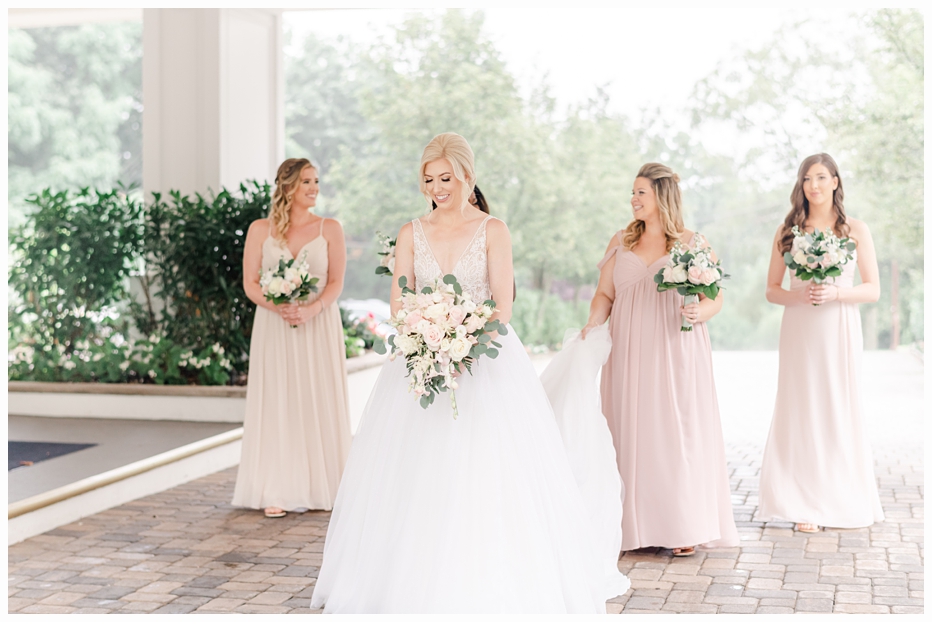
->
[[310, 325, 629, 613]]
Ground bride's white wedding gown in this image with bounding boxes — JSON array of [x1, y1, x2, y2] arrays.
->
[[310, 217, 629, 613]]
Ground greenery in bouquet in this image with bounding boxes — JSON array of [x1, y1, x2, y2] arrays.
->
[[374, 231, 396, 277], [380, 274, 507, 417], [783, 225, 857, 285]]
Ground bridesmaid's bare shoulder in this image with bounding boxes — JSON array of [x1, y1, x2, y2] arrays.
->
[[606, 231, 622, 252], [246, 217, 271, 241], [320, 216, 344, 239], [845, 217, 871, 237]]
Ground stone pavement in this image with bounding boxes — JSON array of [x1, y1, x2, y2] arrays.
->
[[7, 439, 922, 614], [7, 351, 924, 613]]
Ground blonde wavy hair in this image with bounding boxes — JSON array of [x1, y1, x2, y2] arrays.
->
[[419, 133, 476, 213], [270, 158, 315, 243], [622, 162, 684, 251]]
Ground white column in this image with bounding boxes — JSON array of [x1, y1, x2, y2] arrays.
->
[[142, 8, 284, 199]]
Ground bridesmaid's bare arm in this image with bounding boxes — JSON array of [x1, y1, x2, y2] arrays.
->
[[242, 219, 290, 321], [316, 219, 347, 311], [389, 222, 415, 317], [486, 218, 514, 326], [765, 227, 809, 307], [810, 218, 880, 305], [582, 233, 620, 338]]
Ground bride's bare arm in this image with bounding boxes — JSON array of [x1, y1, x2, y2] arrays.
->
[[389, 222, 415, 317], [582, 234, 619, 338], [486, 218, 514, 326]]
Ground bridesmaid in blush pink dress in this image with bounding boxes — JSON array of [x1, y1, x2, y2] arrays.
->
[[582, 163, 738, 556], [758, 154, 883, 533]]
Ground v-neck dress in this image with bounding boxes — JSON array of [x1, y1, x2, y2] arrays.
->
[[232, 218, 352, 512], [598, 231, 738, 551]]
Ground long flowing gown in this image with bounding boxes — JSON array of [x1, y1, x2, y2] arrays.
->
[[310, 216, 629, 613], [232, 218, 352, 512], [599, 232, 739, 551], [757, 256, 884, 527]]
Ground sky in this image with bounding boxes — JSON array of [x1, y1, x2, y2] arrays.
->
[[283, 7, 865, 178]]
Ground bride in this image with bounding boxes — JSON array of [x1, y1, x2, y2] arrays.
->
[[310, 133, 629, 613]]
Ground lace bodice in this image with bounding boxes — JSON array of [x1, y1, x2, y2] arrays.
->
[[412, 216, 492, 302]]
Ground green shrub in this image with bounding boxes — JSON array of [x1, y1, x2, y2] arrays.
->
[[140, 182, 271, 372], [510, 288, 590, 348]]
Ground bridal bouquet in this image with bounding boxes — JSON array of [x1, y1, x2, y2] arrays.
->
[[260, 254, 319, 328], [377, 273, 508, 418], [374, 231, 396, 277], [653, 234, 729, 332], [783, 225, 857, 305]]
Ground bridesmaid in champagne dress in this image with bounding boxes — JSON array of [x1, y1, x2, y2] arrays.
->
[[582, 163, 738, 556], [758, 153, 883, 533], [232, 158, 352, 517]]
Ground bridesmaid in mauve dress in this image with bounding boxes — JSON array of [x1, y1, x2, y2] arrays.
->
[[232, 158, 352, 518], [582, 163, 738, 556], [758, 153, 883, 533]]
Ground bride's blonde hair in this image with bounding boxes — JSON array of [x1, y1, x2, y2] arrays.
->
[[622, 162, 684, 251], [419, 133, 476, 213], [270, 158, 315, 243]]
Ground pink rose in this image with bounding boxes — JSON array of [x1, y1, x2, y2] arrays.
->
[[405, 310, 423, 328], [447, 305, 467, 327], [422, 323, 445, 350], [687, 265, 703, 284], [464, 314, 482, 333], [699, 269, 717, 285]]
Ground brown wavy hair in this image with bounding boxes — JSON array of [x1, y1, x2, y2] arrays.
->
[[270, 158, 315, 244], [622, 162, 684, 251], [778, 153, 849, 254]]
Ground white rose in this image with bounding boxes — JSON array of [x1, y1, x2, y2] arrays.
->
[[285, 268, 301, 284], [462, 299, 477, 313], [449, 337, 472, 362], [792, 236, 809, 253], [670, 264, 688, 283], [440, 338, 452, 352], [416, 319, 432, 335], [455, 325, 469, 339], [280, 280, 294, 295], [424, 302, 448, 322], [268, 277, 284, 296], [793, 251, 808, 266], [464, 315, 482, 333], [394, 334, 418, 356], [662, 266, 675, 283]]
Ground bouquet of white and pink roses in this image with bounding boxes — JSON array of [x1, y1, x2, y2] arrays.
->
[[783, 225, 857, 306], [653, 233, 729, 332], [374, 231, 396, 277], [259, 254, 319, 328], [376, 273, 508, 418]]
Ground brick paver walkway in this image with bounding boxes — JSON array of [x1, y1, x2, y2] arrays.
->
[[9, 435, 922, 614]]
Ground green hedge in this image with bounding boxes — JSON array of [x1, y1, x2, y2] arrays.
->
[[8, 183, 375, 385]]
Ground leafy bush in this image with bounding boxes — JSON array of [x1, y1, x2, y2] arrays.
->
[[510, 288, 590, 349], [9, 181, 375, 385], [8, 186, 143, 353], [138, 182, 271, 372], [341, 307, 383, 358]]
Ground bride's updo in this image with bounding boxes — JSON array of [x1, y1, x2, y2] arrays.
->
[[419, 133, 476, 212]]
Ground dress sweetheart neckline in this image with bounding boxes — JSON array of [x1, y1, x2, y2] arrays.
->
[[264, 234, 325, 260]]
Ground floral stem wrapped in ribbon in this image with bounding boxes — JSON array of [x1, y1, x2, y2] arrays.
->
[[653, 233, 729, 332], [259, 252, 319, 328], [783, 225, 857, 306], [375, 273, 508, 418], [374, 231, 396, 277]]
